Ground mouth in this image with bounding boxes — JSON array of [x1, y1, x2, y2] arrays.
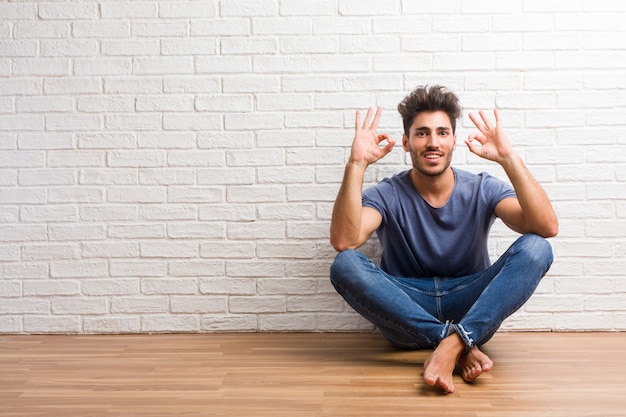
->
[[423, 152, 443, 162]]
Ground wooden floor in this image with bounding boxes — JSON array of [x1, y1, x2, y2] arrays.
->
[[1, 332, 625, 417]]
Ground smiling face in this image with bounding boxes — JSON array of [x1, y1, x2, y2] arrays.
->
[[402, 110, 457, 178]]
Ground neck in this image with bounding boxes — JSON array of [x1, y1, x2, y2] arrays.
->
[[410, 167, 455, 208]]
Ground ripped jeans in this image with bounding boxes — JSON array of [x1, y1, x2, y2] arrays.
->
[[330, 234, 553, 350]]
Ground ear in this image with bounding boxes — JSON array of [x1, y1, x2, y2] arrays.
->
[[402, 133, 410, 152], [453, 133, 457, 150]]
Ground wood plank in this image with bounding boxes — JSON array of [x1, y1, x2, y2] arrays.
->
[[1, 332, 625, 416]]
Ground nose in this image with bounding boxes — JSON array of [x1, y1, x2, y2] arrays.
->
[[425, 133, 439, 148]]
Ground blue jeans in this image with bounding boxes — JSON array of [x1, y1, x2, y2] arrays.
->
[[330, 234, 553, 350]]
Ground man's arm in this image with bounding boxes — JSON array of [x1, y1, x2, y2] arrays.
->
[[465, 109, 558, 238], [330, 107, 396, 251]]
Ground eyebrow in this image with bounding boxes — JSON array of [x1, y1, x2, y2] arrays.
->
[[413, 126, 451, 132]]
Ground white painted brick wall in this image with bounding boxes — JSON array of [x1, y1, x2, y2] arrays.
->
[[1, 0, 625, 334]]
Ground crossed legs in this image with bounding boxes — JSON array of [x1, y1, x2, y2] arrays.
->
[[330, 234, 553, 393]]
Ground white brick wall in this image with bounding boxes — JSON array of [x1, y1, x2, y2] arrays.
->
[[1, 0, 625, 334]]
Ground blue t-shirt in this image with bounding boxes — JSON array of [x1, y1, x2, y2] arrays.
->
[[362, 167, 516, 278]]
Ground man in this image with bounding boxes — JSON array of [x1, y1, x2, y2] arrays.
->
[[329, 85, 558, 394]]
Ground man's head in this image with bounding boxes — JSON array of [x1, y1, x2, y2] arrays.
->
[[398, 85, 461, 178], [397, 85, 462, 137]]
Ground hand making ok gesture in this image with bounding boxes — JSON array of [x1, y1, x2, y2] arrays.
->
[[465, 109, 515, 165], [349, 107, 396, 168]]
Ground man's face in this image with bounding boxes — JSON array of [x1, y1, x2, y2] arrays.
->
[[402, 110, 457, 178]]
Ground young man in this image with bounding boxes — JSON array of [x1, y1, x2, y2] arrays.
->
[[329, 85, 558, 394]]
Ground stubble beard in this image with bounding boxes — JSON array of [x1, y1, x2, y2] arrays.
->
[[409, 148, 453, 178]]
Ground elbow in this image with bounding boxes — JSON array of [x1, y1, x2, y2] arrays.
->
[[330, 238, 353, 253], [538, 217, 559, 239], [330, 234, 359, 252], [543, 222, 559, 238]]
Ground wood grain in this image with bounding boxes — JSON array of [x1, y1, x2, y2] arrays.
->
[[1, 332, 625, 416]]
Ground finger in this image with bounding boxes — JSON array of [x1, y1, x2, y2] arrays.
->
[[362, 107, 373, 129], [355, 110, 361, 130], [493, 108, 501, 127], [380, 137, 396, 154], [479, 110, 494, 130], [467, 132, 485, 145], [468, 113, 486, 133], [376, 132, 392, 145], [464, 138, 481, 156], [369, 106, 382, 131]]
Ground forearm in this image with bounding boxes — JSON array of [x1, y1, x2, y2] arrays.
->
[[500, 152, 558, 237], [330, 161, 368, 251]]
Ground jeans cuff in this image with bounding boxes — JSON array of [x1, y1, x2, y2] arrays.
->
[[452, 323, 475, 351]]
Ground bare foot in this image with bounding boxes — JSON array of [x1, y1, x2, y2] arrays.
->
[[422, 333, 464, 394], [458, 346, 493, 383]]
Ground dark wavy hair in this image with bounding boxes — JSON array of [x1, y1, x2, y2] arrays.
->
[[397, 85, 462, 136]]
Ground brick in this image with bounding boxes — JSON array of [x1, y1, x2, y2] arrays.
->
[[47, 223, 106, 241], [221, 37, 278, 55], [163, 113, 222, 131], [139, 168, 195, 185], [0, 79, 41, 96], [167, 186, 223, 203], [16, 97, 72, 113], [195, 56, 252, 73], [167, 150, 225, 167], [0, 3, 36, 19], [108, 224, 165, 239], [81, 205, 138, 221], [170, 296, 227, 313], [168, 260, 225, 277], [220, 0, 278, 17], [79, 169, 137, 185], [52, 297, 107, 314], [229, 296, 286, 313], [82, 279, 140, 296], [78, 133, 136, 149], [141, 278, 198, 295], [228, 185, 284, 203], [107, 186, 166, 203], [192, 19, 249, 36], [0, 316, 22, 334], [141, 316, 199, 333], [82, 242, 139, 258], [257, 278, 317, 295], [83, 317, 141, 333], [139, 133, 194, 149], [339, 0, 400, 15], [256, 203, 315, 221], [133, 22, 188, 37], [111, 297, 169, 314], [100, 2, 157, 19], [107, 150, 166, 168], [140, 241, 198, 258], [24, 317, 81, 333], [0, 40, 37, 57], [258, 313, 316, 331], [159, 2, 216, 18], [200, 278, 255, 295], [253, 18, 311, 35], [20, 206, 77, 222], [39, 3, 98, 19], [200, 315, 257, 331], [254, 56, 312, 74], [72, 21, 130, 38], [13, 58, 70, 77]]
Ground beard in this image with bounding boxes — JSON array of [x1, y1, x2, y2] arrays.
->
[[408, 147, 453, 178]]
